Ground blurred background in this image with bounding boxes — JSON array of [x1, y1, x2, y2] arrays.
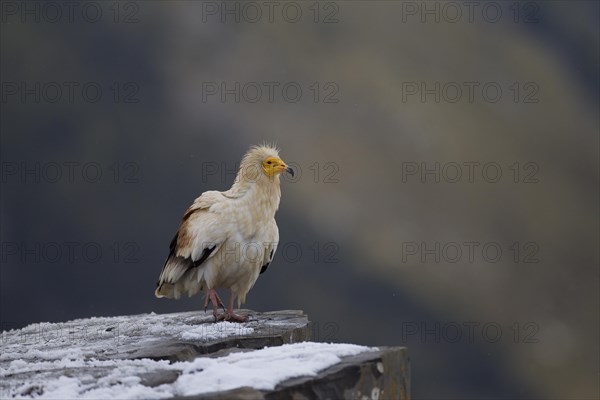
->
[[1, 1, 598, 399]]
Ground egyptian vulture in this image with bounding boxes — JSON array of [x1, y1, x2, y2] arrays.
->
[[155, 145, 293, 322]]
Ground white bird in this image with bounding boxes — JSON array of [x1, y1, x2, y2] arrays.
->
[[155, 145, 293, 322]]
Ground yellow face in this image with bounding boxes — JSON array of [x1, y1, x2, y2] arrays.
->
[[262, 156, 292, 177]]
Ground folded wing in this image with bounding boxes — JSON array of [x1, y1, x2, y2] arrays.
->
[[155, 191, 227, 299], [259, 219, 279, 275]]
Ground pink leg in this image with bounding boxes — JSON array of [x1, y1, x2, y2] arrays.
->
[[216, 289, 248, 322], [203, 289, 225, 320]]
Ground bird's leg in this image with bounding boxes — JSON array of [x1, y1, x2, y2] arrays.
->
[[203, 289, 226, 320], [217, 289, 248, 322]]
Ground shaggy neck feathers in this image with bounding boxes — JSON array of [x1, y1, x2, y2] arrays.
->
[[228, 145, 282, 218]]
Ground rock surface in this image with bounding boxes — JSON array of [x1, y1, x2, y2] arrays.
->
[[0, 310, 409, 399], [188, 346, 411, 400]]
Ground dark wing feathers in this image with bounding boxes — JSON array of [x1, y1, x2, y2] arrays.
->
[[155, 193, 225, 298], [155, 212, 217, 294], [159, 234, 216, 283], [260, 249, 275, 275], [167, 230, 215, 267], [169, 232, 178, 254], [260, 262, 270, 275], [192, 245, 216, 268]]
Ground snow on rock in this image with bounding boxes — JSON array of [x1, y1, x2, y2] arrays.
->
[[0, 311, 386, 399], [173, 342, 375, 396], [2, 339, 375, 399], [0, 310, 294, 365]]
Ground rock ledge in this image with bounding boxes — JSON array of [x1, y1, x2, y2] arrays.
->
[[0, 310, 409, 399]]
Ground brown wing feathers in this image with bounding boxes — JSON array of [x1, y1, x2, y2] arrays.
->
[[155, 207, 216, 297]]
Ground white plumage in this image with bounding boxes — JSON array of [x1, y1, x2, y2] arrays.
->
[[155, 145, 292, 321]]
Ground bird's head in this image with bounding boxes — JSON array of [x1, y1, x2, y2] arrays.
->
[[237, 145, 294, 183], [262, 156, 294, 178]]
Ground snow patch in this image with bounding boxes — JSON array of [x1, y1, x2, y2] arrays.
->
[[173, 342, 374, 396], [1, 342, 375, 399], [1, 313, 376, 399]]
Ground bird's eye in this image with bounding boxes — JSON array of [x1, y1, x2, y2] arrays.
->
[[267, 161, 272, 165]]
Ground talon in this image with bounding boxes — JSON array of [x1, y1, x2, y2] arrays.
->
[[217, 289, 248, 322], [205, 289, 248, 322], [203, 289, 226, 320], [213, 311, 248, 323]]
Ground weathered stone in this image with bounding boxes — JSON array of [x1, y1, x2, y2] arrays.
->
[[119, 309, 311, 362], [0, 310, 409, 399], [269, 347, 410, 400], [180, 347, 410, 400], [1, 309, 309, 362]]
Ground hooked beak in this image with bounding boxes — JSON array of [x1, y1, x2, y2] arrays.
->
[[285, 166, 295, 177]]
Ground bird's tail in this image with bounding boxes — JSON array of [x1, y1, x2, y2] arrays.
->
[[155, 282, 174, 298], [155, 255, 200, 299]]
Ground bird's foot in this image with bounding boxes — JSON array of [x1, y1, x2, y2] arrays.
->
[[203, 289, 226, 318], [216, 311, 248, 323]]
